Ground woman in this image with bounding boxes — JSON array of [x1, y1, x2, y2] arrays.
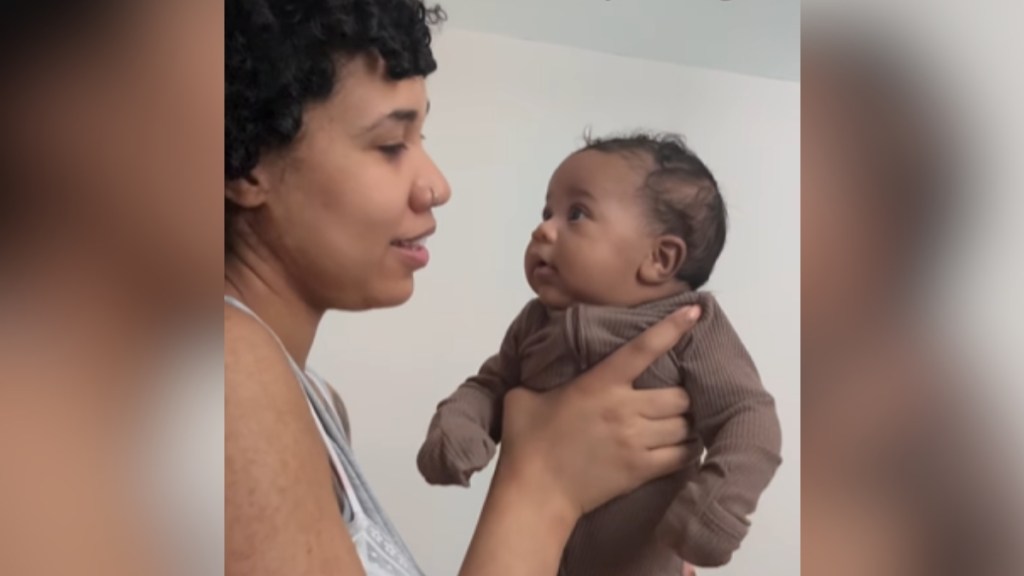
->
[[224, 1, 699, 574]]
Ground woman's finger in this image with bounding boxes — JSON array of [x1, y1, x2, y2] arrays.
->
[[641, 444, 689, 479], [640, 417, 689, 449], [637, 387, 690, 420], [597, 305, 701, 383]]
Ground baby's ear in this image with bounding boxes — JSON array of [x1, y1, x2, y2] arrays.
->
[[638, 235, 687, 285]]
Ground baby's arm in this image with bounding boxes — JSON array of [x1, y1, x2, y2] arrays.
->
[[416, 305, 531, 487], [658, 296, 783, 567]]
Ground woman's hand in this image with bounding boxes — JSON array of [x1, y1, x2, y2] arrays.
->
[[498, 304, 701, 518]]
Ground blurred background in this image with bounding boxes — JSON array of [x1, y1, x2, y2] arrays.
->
[[802, 1, 1024, 574], [1, 1, 223, 575]]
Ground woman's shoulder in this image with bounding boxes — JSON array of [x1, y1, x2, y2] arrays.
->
[[224, 303, 306, 417], [224, 303, 366, 575], [225, 303, 291, 378], [307, 370, 353, 441]]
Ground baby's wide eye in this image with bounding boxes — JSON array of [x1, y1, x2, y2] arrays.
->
[[541, 207, 553, 221], [568, 205, 586, 222]]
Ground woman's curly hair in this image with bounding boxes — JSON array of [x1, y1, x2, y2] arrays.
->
[[226, 0, 445, 248]]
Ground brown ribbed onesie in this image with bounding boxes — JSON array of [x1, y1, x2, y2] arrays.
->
[[417, 291, 782, 574]]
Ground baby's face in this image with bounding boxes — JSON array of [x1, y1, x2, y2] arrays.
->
[[525, 150, 656, 309]]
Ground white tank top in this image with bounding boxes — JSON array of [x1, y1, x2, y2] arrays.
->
[[226, 296, 426, 576]]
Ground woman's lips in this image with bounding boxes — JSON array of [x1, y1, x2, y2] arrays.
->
[[391, 235, 431, 269]]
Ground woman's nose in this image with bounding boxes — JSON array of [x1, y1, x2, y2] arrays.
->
[[428, 172, 451, 208], [413, 150, 450, 212]]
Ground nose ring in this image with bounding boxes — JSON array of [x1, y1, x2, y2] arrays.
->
[[429, 188, 437, 207]]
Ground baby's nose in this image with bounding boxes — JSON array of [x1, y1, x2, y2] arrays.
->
[[532, 220, 557, 243]]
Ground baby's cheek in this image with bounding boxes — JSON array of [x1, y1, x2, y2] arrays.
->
[[566, 261, 623, 303]]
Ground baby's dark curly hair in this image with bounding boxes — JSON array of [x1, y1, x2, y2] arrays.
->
[[580, 131, 727, 290], [226, 0, 445, 248]]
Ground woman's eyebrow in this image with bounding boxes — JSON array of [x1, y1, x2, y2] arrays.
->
[[361, 108, 420, 134], [361, 101, 429, 135]]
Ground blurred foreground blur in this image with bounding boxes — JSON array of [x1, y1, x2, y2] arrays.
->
[[1, 1, 223, 575], [803, 1, 1024, 575]]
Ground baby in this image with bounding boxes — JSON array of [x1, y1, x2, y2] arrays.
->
[[417, 132, 782, 575]]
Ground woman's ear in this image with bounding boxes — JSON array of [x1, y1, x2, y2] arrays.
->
[[638, 235, 687, 285], [225, 164, 272, 209]]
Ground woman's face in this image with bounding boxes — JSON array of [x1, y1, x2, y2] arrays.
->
[[236, 53, 451, 311], [0, 0, 224, 312]]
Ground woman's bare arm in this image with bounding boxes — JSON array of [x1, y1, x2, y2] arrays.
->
[[460, 459, 580, 576], [226, 307, 366, 576]]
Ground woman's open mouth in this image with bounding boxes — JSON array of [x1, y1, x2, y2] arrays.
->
[[391, 230, 433, 269]]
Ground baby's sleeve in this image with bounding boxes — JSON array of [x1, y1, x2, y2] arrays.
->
[[416, 301, 538, 486], [430, 301, 534, 440], [658, 295, 783, 567]]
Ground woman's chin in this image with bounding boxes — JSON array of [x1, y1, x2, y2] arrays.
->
[[327, 277, 414, 311], [368, 277, 416, 309]]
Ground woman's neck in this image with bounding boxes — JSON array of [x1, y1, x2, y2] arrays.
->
[[224, 249, 323, 367]]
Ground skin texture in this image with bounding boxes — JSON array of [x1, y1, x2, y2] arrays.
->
[[525, 150, 689, 309], [225, 53, 699, 576]]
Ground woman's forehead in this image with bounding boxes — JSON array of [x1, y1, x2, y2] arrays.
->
[[333, 54, 429, 122]]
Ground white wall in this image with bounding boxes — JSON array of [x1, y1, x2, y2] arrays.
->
[[309, 28, 800, 575]]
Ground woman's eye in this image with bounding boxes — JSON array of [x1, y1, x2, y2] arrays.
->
[[568, 206, 586, 221], [379, 143, 408, 159]]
